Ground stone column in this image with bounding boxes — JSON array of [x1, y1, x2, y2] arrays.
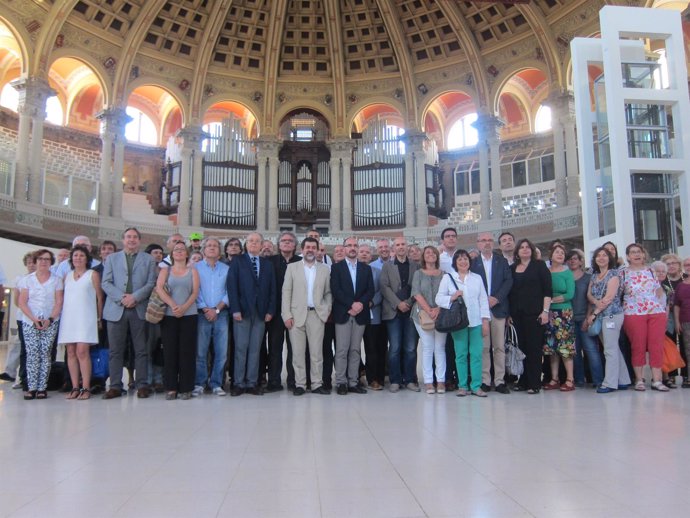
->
[[176, 126, 206, 227], [473, 114, 503, 220], [96, 109, 129, 217], [562, 96, 580, 204], [10, 77, 54, 202], [328, 139, 355, 233], [255, 137, 281, 232], [403, 131, 429, 228], [546, 92, 570, 208]]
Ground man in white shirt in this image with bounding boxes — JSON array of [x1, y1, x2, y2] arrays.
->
[[439, 227, 458, 273], [54, 236, 100, 278], [371, 239, 391, 270]]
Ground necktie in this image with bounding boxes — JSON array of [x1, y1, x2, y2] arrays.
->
[[252, 256, 259, 278]]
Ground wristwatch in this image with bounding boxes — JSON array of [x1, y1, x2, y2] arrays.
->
[[215, 308, 220, 314]]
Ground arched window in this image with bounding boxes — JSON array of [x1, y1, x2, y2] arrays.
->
[[45, 96, 64, 126], [0, 83, 18, 111], [535, 105, 552, 133], [125, 106, 158, 145], [447, 113, 478, 150]]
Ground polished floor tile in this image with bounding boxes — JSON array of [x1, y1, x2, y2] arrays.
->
[[2, 368, 690, 518]]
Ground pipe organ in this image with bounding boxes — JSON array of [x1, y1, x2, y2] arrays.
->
[[201, 116, 257, 229], [352, 119, 406, 229]]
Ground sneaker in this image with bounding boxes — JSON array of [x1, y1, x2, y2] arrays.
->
[[191, 385, 204, 397], [212, 387, 226, 396], [12, 381, 23, 389], [405, 383, 421, 392], [389, 383, 400, 393]]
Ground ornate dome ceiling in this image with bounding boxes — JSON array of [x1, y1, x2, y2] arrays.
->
[[2, 0, 675, 139]]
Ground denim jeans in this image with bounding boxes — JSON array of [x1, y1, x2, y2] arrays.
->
[[196, 311, 229, 389], [573, 318, 604, 386], [386, 313, 418, 385]]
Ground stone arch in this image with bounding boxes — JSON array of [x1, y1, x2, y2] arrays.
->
[[124, 77, 188, 126], [199, 98, 260, 138], [274, 101, 335, 139], [47, 49, 112, 107], [0, 14, 31, 76], [346, 96, 405, 134], [490, 61, 551, 116], [350, 102, 405, 134]]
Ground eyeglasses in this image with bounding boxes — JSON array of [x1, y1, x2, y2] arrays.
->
[[37, 257, 52, 262]]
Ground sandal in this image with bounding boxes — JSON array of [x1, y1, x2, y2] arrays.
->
[[527, 388, 540, 394], [77, 388, 91, 400], [560, 380, 576, 392], [634, 380, 646, 391], [682, 378, 690, 388], [66, 388, 81, 400], [543, 380, 560, 391], [664, 378, 677, 389], [23, 391, 36, 400], [651, 381, 670, 392], [36, 391, 48, 399]]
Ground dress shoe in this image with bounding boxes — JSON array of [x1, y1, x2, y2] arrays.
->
[[369, 380, 383, 391], [137, 387, 152, 398], [348, 384, 367, 394], [0, 372, 16, 382], [102, 388, 122, 400], [293, 387, 306, 396], [480, 383, 491, 392], [248, 386, 264, 395], [336, 384, 348, 395], [230, 387, 244, 397], [265, 384, 283, 393], [322, 382, 333, 391], [597, 386, 617, 394], [312, 386, 330, 395], [495, 383, 510, 394]]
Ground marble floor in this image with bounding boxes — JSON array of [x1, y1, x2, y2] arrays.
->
[[0, 364, 689, 518]]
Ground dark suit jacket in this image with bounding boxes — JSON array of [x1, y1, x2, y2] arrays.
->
[[509, 259, 552, 317], [471, 252, 513, 318], [268, 253, 302, 315], [227, 253, 276, 318], [330, 259, 375, 325]]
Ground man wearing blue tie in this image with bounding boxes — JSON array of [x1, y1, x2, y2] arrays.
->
[[226, 232, 276, 396]]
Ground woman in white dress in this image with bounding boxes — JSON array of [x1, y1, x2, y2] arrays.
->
[[58, 245, 103, 400]]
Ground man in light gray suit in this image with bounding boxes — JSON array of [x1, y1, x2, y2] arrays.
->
[[282, 237, 332, 396], [101, 227, 157, 399]]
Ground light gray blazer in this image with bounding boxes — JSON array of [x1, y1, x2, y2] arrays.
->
[[282, 261, 332, 327], [101, 250, 156, 321]]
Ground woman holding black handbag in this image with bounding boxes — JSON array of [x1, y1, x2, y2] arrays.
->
[[509, 239, 552, 394], [436, 249, 490, 397]]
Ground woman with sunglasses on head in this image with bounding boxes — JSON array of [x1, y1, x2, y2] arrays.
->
[[17, 250, 64, 400], [436, 249, 491, 397], [587, 247, 630, 393], [620, 243, 668, 392]]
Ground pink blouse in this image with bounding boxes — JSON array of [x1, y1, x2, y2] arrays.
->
[[620, 267, 665, 316]]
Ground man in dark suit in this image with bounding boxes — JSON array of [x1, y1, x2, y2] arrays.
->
[[101, 228, 157, 399], [227, 232, 276, 396], [471, 232, 513, 394], [330, 237, 375, 395], [266, 231, 301, 392]]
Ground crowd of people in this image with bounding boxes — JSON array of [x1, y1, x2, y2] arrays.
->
[[2, 226, 690, 400]]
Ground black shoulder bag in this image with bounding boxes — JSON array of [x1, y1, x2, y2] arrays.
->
[[435, 273, 470, 333]]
